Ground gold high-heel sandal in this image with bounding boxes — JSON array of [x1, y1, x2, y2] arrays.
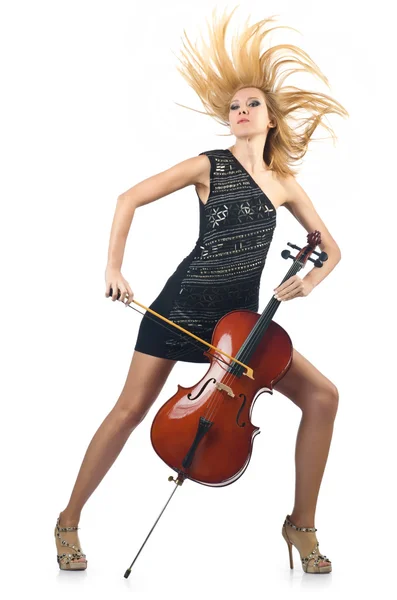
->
[[54, 514, 87, 570], [281, 514, 332, 574]]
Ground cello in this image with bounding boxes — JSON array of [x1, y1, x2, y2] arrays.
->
[[109, 230, 327, 577]]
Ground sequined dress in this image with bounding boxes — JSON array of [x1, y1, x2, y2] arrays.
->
[[134, 148, 277, 363]]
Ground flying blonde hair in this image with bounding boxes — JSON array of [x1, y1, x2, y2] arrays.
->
[[173, 5, 349, 178]]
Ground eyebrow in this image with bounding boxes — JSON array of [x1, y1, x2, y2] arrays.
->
[[230, 96, 261, 103]]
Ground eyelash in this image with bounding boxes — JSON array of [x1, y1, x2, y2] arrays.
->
[[230, 100, 260, 110]]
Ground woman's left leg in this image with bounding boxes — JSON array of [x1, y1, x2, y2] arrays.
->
[[273, 347, 339, 531]]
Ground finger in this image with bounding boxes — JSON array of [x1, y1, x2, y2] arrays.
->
[[275, 282, 295, 296], [275, 283, 295, 299], [105, 282, 112, 297], [119, 289, 128, 303], [112, 285, 120, 301], [274, 279, 292, 293], [286, 289, 303, 300], [123, 293, 131, 305], [123, 288, 133, 305], [275, 276, 300, 293], [277, 283, 300, 300], [126, 288, 134, 305]]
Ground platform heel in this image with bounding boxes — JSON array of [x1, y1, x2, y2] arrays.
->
[[281, 514, 332, 574], [54, 513, 87, 570]]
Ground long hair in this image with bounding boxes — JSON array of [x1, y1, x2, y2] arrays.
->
[[173, 5, 349, 178]]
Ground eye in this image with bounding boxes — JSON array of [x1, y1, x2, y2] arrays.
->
[[230, 100, 260, 110]]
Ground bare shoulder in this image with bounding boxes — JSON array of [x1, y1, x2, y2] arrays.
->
[[276, 173, 306, 210], [266, 172, 296, 210], [275, 173, 342, 253]]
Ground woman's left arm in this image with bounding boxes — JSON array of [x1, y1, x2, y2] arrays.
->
[[274, 175, 342, 301]]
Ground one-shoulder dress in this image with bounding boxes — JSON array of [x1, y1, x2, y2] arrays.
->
[[134, 148, 277, 363]]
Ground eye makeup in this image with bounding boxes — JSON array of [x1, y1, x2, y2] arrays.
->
[[230, 99, 260, 110]]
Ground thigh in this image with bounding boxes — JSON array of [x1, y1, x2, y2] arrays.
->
[[115, 350, 177, 421], [273, 348, 339, 412]]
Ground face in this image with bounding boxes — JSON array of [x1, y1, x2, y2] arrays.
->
[[228, 87, 274, 137]]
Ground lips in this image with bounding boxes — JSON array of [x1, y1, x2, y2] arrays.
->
[[237, 119, 250, 124]]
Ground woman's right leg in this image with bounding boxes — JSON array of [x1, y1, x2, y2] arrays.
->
[[58, 350, 177, 529]]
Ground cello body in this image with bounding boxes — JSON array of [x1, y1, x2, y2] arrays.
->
[[150, 309, 293, 487]]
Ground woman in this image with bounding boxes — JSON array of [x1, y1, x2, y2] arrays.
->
[[54, 6, 347, 574]]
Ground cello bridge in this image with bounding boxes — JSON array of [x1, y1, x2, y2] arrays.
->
[[215, 381, 235, 397]]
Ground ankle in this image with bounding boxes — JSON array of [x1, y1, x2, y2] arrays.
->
[[288, 513, 315, 529], [59, 509, 81, 527]]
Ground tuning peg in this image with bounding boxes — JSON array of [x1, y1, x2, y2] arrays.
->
[[287, 242, 302, 251], [283, 250, 323, 267], [281, 249, 295, 260], [312, 250, 328, 261], [308, 257, 323, 267], [287, 242, 328, 262]]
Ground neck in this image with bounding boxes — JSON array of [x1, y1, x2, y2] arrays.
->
[[229, 138, 269, 173]]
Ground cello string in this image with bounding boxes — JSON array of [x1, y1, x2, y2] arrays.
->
[[201, 297, 278, 424], [202, 297, 280, 423], [202, 261, 301, 422], [203, 283, 292, 423]]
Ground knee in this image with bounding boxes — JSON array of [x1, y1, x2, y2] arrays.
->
[[113, 394, 154, 429], [316, 384, 339, 419]]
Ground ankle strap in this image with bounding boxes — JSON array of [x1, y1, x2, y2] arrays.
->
[[284, 515, 317, 532], [56, 516, 80, 532]]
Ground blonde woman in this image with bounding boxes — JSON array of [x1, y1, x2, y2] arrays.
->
[[54, 6, 347, 574]]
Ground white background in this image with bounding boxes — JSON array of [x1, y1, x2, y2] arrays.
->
[[1, 0, 395, 598]]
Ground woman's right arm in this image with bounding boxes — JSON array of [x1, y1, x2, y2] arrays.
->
[[105, 154, 209, 304]]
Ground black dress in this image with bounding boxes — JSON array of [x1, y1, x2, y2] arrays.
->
[[134, 148, 277, 363]]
